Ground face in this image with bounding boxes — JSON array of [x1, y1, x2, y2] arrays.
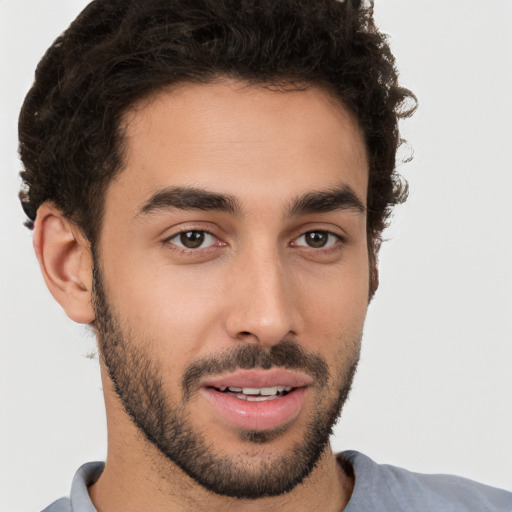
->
[[93, 81, 369, 498]]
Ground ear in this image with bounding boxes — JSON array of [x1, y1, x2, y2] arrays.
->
[[33, 203, 95, 324]]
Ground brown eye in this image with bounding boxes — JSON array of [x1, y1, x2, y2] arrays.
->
[[180, 231, 205, 248], [169, 230, 216, 249], [294, 231, 340, 249], [304, 232, 328, 248]]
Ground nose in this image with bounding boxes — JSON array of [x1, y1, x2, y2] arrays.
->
[[224, 246, 299, 347]]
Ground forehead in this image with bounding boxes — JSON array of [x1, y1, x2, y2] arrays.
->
[[108, 80, 368, 215]]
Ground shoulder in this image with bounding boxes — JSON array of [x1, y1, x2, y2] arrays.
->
[[40, 462, 104, 512], [40, 497, 71, 512], [339, 451, 512, 512]]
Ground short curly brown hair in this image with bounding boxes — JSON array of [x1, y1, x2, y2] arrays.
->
[[18, 0, 416, 295]]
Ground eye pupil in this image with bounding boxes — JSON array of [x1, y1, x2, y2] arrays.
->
[[180, 231, 205, 249], [305, 231, 328, 248]]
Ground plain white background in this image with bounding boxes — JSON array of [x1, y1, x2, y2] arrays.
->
[[1, 1, 511, 510]]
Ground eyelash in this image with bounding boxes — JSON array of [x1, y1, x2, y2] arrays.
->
[[291, 231, 343, 250], [164, 229, 223, 253], [163, 229, 344, 254]]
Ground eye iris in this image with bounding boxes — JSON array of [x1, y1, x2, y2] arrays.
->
[[180, 231, 205, 249], [305, 231, 328, 248]]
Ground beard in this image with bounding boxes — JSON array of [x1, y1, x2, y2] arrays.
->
[[92, 263, 360, 499]]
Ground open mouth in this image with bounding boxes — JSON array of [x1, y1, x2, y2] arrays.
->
[[210, 385, 294, 401], [201, 371, 310, 430]]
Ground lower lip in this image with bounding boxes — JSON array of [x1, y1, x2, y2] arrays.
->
[[201, 387, 308, 431]]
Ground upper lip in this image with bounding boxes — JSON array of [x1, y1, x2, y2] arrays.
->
[[202, 368, 313, 390]]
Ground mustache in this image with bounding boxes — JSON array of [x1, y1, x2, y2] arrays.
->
[[182, 340, 328, 400]]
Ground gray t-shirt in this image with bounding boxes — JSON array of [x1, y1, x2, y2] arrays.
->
[[41, 451, 512, 511]]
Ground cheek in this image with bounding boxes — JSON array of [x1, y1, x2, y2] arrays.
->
[[103, 259, 230, 359], [302, 293, 366, 361], [297, 255, 369, 337]]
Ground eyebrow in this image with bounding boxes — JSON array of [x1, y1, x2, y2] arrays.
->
[[137, 184, 365, 219], [138, 186, 242, 216], [288, 185, 365, 216]]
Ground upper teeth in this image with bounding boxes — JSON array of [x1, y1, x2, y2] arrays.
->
[[219, 386, 292, 396], [220, 385, 292, 396]]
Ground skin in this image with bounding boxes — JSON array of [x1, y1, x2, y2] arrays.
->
[[35, 80, 370, 511]]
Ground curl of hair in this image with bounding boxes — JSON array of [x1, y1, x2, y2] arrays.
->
[[19, 0, 416, 294]]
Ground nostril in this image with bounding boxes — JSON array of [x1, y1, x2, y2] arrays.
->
[[234, 331, 260, 344]]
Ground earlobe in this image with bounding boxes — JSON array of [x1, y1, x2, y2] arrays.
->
[[33, 203, 95, 324]]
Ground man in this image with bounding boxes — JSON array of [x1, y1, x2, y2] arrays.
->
[[5, 0, 511, 510]]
